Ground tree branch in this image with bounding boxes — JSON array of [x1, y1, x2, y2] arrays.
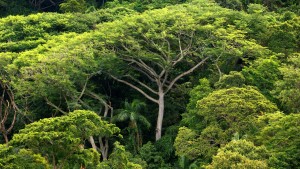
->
[[142, 34, 169, 61], [125, 75, 158, 95], [111, 75, 158, 104], [215, 52, 224, 81], [138, 59, 159, 77], [45, 98, 67, 115], [85, 90, 111, 117], [132, 66, 156, 82], [124, 58, 158, 78], [89, 136, 98, 151], [164, 56, 211, 94], [76, 76, 89, 103], [172, 32, 195, 67]]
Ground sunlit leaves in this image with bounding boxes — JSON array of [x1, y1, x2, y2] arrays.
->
[[206, 140, 269, 169], [10, 110, 120, 168]]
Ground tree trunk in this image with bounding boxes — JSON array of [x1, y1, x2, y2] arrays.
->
[[52, 154, 57, 169], [155, 90, 165, 141], [2, 133, 8, 144], [89, 136, 97, 151], [99, 137, 108, 160]]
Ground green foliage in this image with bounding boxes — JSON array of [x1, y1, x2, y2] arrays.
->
[[7, 33, 100, 118], [181, 78, 212, 129], [105, 0, 187, 12], [175, 87, 278, 164], [0, 0, 300, 168], [216, 0, 300, 14], [114, 99, 150, 129], [155, 125, 179, 161], [187, 87, 277, 132], [187, 78, 213, 112], [91, 0, 270, 142], [0, 0, 32, 17], [242, 57, 281, 101], [196, 86, 277, 134], [215, 0, 243, 10], [215, 71, 246, 89], [273, 53, 300, 113], [99, 141, 143, 169], [258, 113, 300, 168], [0, 145, 50, 169], [60, 0, 88, 13], [113, 99, 150, 154], [10, 110, 119, 168], [95, 0, 269, 78], [0, 8, 136, 52], [177, 155, 198, 169], [174, 127, 215, 161], [0, 13, 91, 52], [206, 140, 269, 169], [138, 142, 171, 169], [266, 13, 300, 55]]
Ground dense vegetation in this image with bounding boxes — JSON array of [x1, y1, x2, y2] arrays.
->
[[0, 0, 300, 168]]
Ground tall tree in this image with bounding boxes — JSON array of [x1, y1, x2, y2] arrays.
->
[[97, 1, 251, 140], [106, 14, 210, 140], [97, 1, 267, 140]]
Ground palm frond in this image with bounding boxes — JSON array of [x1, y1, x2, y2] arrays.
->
[[137, 115, 151, 129]]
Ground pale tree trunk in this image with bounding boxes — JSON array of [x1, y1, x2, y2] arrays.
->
[[99, 136, 109, 160], [89, 136, 97, 150], [156, 90, 165, 141]]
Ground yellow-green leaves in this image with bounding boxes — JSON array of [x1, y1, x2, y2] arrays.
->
[[206, 140, 269, 169], [258, 113, 300, 168], [176, 87, 278, 165], [10, 110, 120, 168]]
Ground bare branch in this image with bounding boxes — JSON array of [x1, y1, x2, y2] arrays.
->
[[111, 75, 158, 104], [45, 98, 67, 115], [164, 38, 171, 56], [125, 75, 158, 95], [0, 82, 21, 143], [138, 59, 159, 77], [162, 71, 169, 86], [215, 53, 223, 81], [141, 34, 169, 61], [6, 107, 16, 133], [164, 56, 211, 94], [78, 99, 93, 110], [158, 67, 166, 78], [85, 90, 111, 117], [132, 66, 156, 82], [123, 58, 158, 78], [173, 33, 194, 67], [76, 76, 89, 103]]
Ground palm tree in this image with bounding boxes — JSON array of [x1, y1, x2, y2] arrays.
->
[[113, 99, 151, 154]]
